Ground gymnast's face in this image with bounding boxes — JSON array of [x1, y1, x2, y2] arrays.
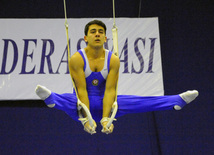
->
[[84, 24, 107, 48]]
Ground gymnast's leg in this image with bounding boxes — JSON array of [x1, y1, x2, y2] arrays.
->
[[116, 90, 199, 117], [35, 85, 54, 107], [35, 85, 79, 121]]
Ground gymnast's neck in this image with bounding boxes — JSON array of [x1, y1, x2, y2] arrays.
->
[[84, 46, 105, 59]]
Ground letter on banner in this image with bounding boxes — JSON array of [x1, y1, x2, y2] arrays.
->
[[38, 39, 55, 74], [0, 39, 18, 74], [20, 39, 37, 74]]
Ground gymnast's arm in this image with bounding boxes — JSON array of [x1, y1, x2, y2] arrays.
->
[[69, 52, 97, 132], [102, 54, 120, 133], [69, 52, 89, 110]]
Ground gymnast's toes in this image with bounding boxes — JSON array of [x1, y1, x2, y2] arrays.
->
[[174, 90, 199, 110], [35, 85, 51, 100], [179, 90, 199, 104]]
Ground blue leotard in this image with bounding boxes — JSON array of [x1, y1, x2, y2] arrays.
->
[[44, 49, 186, 122]]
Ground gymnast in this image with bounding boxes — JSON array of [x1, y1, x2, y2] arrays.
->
[[35, 20, 199, 135]]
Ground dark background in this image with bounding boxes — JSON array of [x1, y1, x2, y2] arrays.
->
[[0, 0, 213, 154]]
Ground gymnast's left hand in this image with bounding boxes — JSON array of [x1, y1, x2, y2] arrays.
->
[[84, 120, 97, 134], [101, 121, 114, 134]]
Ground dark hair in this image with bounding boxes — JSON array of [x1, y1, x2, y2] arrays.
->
[[84, 20, 107, 36]]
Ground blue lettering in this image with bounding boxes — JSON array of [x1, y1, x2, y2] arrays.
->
[[38, 39, 55, 74], [131, 38, 145, 74], [119, 38, 129, 73], [0, 39, 18, 74], [20, 39, 37, 74], [146, 38, 157, 73], [56, 45, 69, 74]]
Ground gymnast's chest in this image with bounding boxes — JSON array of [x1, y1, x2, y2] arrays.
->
[[88, 58, 105, 72]]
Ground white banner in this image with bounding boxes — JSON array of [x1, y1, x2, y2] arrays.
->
[[0, 18, 164, 100]]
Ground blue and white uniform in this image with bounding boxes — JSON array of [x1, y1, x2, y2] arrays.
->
[[44, 49, 186, 122]]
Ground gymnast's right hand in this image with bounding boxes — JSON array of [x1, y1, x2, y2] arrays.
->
[[84, 120, 97, 135]]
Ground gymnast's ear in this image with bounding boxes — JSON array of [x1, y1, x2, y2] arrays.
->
[[84, 36, 88, 42]]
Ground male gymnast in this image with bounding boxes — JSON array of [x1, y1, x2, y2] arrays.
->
[[35, 20, 199, 134]]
